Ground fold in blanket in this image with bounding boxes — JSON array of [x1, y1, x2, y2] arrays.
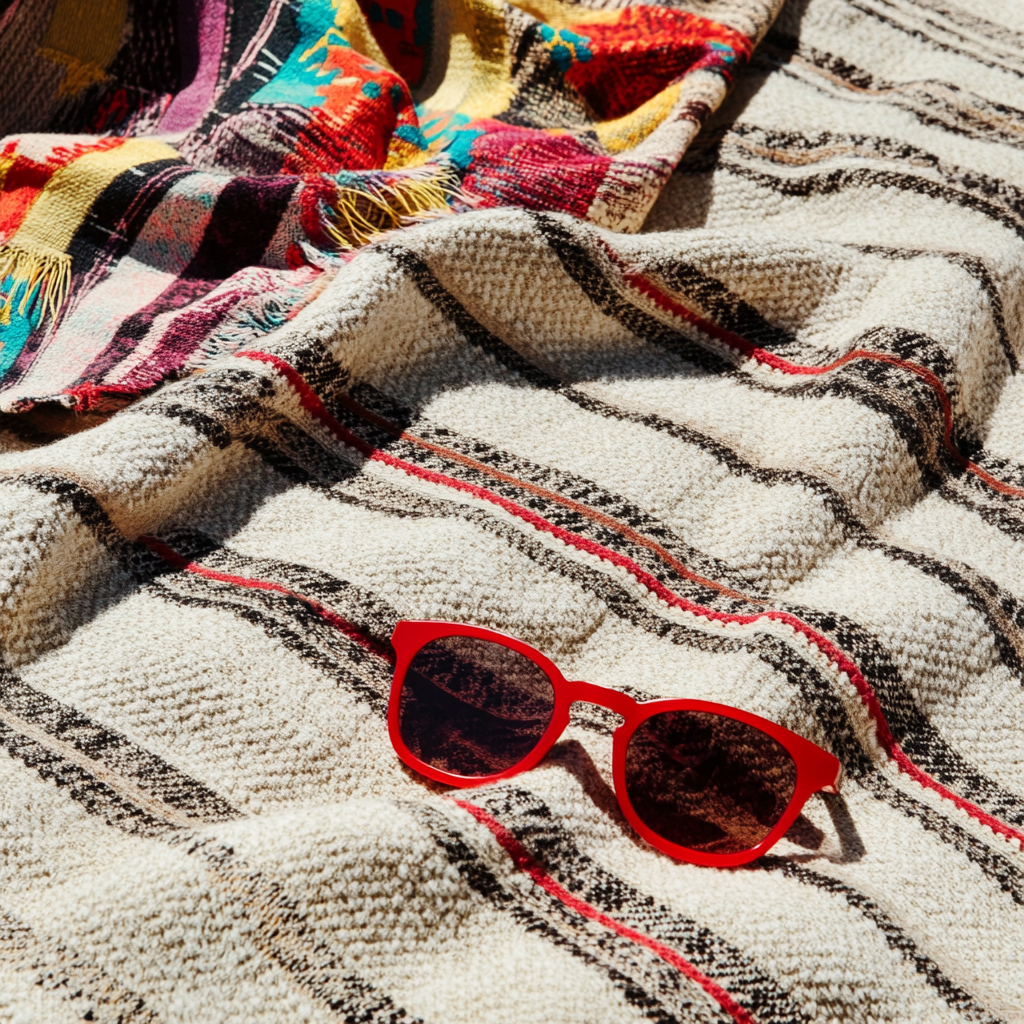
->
[[0, 0, 770, 414]]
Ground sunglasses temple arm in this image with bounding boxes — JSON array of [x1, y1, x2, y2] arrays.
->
[[820, 762, 843, 795]]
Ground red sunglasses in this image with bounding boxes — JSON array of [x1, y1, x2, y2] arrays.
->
[[389, 621, 842, 867]]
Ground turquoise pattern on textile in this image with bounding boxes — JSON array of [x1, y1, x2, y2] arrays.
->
[[0, 278, 40, 378], [250, 0, 347, 108], [538, 24, 592, 71], [419, 112, 483, 170]]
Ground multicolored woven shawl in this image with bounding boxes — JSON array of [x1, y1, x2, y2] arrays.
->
[[0, 0, 775, 415]]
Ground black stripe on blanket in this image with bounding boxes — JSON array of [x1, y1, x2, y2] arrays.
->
[[0, 710, 424, 1024], [0, 907, 161, 1024], [477, 785, 1001, 1024], [139, 479, 1024, 911], [755, 858, 1004, 1024], [0, 664, 238, 821], [407, 802, 743, 1024]]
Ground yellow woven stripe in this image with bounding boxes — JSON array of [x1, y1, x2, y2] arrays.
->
[[594, 82, 682, 154], [509, 0, 621, 30], [40, 0, 128, 92], [424, 0, 514, 120], [10, 139, 180, 256]]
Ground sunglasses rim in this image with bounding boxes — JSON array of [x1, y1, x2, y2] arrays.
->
[[389, 620, 841, 867]]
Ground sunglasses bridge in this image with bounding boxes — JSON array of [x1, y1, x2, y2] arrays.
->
[[563, 678, 636, 725]]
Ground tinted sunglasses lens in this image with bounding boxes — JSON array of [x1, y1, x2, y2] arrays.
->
[[625, 710, 797, 855], [399, 635, 556, 777]]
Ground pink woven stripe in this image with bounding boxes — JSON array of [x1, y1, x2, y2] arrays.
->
[[236, 347, 1024, 849], [454, 799, 757, 1024], [160, 0, 228, 133]]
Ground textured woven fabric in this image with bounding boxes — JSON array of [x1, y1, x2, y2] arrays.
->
[[3, 0, 1024, 1021], [0, 0, 775, 415]]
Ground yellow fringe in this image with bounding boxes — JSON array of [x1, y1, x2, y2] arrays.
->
[[0, 245, 72, 326], [321, 173, 467, 249]]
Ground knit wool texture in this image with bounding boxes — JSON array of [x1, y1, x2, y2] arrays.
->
[[3, 0, 1024, 1022]]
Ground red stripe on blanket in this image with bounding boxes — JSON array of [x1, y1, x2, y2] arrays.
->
[[235, 347, 1024, 848], [616, 264, 1024, 500], [454, 798, 757, 1024], [138, 534, 393, 661]]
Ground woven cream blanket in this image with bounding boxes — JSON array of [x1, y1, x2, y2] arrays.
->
[[3, 0, 1024, 1021]]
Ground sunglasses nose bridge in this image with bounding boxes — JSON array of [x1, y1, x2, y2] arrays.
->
[[564, 679, 635, 721]]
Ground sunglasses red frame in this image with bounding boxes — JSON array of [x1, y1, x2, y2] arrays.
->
[[389, 621, 842, 867]]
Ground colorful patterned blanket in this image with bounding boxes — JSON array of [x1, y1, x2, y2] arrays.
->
[[3, 0, 1024, 1022], [0, 0, 769, 414]]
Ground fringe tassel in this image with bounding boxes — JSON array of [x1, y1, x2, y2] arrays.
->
[[0, 244, 72, 327], [320, 170, 472, 249]]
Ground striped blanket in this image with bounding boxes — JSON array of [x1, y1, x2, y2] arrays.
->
[[3, 0, 1024, 1022]]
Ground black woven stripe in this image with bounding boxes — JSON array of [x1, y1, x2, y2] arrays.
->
[[139, 363, 277, 438], [904, 0, 1024, 50], [756, 857, 1004, 1024], [0, 647, 422, 1023], [192, 544, 400, 652], [350, 251, 1024, 815], [515, 220, 734, 377], [867, 770, 1024, 907], [0, 720, 177, 839], [0, 472, 129, 553], [369, 414, 1024, 826], [0, 907, 161, 1023], [788, 603, 1024, 826], [758, 35, 1024, 158], [0, 664, 238, 821], [648, 259, 800, 353], [856, 245, 1016, 373], [147, 402, 236, 450], [406, 804, 732, 1024], [671, 132, 1018, 378], [720, 153, 1024, 239], [179, 836, 423, 1024], [472, 786, 811, 1024], [935, 476, 1024, 544], [843, 0, 1024, 79], [648, 232, 1016, 378], [147, 571, 392, 715], [532, 212, 975, 479], [380, 422, 754, 600], [378, 244, 570, 388], [714, 123, 1024, 245]]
